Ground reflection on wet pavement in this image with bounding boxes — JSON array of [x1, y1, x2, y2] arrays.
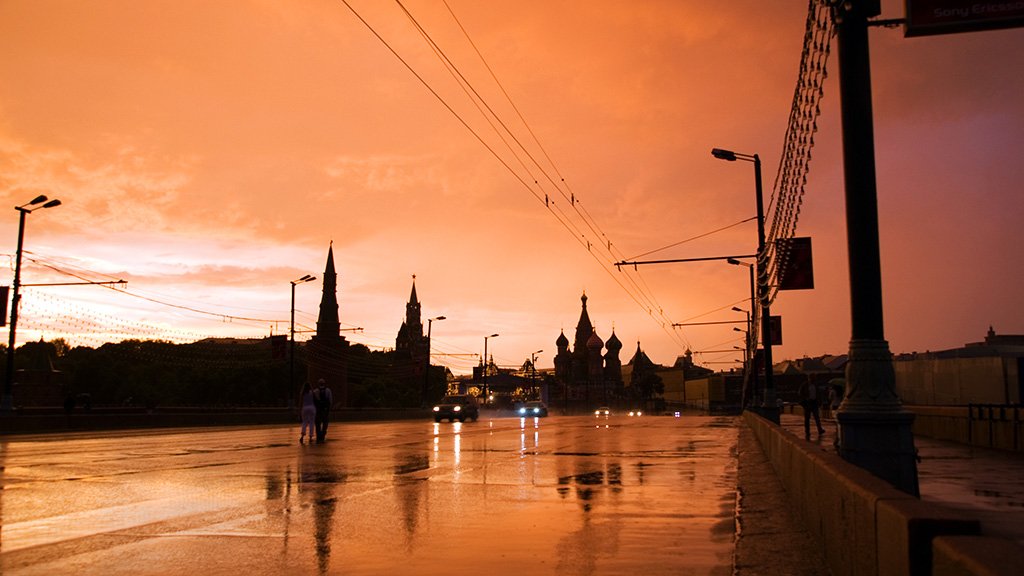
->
[[1, 416, 738, 575]]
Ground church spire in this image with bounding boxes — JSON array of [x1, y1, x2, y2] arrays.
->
[[316, 243, 341, 339], [307, 243, 349, 407], [573, 291, 593, 351]]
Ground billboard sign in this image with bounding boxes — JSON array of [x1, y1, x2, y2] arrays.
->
[[905, 0, 1024, 37]]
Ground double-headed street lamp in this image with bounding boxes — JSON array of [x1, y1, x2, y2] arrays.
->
[[714, 148, 777, 422], [423, 315, 446, 407], [482, 333, 499, 404], [289, 274, 316, 407], [531, 349, 542, 397], [4, 195, 62, 411]]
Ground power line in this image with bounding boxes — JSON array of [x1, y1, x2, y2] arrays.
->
[[23, 252, 288, 325], [342, 0, 691, 352]]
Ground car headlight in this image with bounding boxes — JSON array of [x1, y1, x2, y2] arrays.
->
[[433, 406, 440, 412], [532, 408, 540, 414], [453, 406, 461, 412]]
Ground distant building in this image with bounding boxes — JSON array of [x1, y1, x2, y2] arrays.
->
[[394, 278, 427, 365], [894, 326, 1024, 405], [391, 278, 429, 397], [306, 244, 350, 407], [552, 293, 623, 408]]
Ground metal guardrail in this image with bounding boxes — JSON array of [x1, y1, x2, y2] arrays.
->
[[967, 403, 1022, 451]]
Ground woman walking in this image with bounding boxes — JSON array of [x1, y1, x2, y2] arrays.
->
[[299, 381, 316, 444]]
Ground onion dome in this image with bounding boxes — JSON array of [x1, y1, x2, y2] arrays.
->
[[605, 329, 622, 352], [556, 330, 569, 348]]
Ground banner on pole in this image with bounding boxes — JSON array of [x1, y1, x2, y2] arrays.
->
[[777, 237, 814, 291]]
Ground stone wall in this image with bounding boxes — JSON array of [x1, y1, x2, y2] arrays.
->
[[743, 411, 1023, 575]]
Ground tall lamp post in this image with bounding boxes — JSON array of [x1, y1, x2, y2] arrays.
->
[[4, 195, 62, 411], [482, 333, 498, 405], [714, 148, 776, 422], [731, 307, 752, 405], [730, 253, 757, 403], [290, 274, 316, 408], [531, 349, 542, 398], [423, 315, 446, 407]]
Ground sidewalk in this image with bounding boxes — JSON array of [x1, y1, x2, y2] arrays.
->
[[734, 419, 830, 575], [776, 411, 1024, 545]]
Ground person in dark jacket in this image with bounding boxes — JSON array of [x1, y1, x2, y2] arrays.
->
[[313, 379, 333, 444], [798, 379, 825, 438]]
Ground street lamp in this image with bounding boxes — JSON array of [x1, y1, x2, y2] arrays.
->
[[729, 260, 758, 409], [729, 305, 753, 403], [483, 333, 499, 405], [4, 195, 62, 411], [531, 349, 543, 398], [423, 315, 446, 407], [289, 274, 316, 408], [716, 148, 777, 422]]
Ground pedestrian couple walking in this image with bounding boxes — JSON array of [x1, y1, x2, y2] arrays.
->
[[300, 379, 333, 444]]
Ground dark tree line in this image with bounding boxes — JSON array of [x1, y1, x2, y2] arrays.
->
[[5, 338, 449, 409]]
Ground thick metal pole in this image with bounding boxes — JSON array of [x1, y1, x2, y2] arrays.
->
[[531, 352, 538, 399], [753, 156, 779, 423], [833, 0, 919, 496], [2, 209, 28, 411], [483, 337, 489, 404]]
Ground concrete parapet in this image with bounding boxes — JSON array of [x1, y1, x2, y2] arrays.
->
[[877, 498, 980, 576], [744, 411, 983, 576], [932, 536, 1024, 576]]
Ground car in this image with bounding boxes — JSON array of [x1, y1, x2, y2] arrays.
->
[[518, 401, 548, 417], [433, 394, 480, 422], [594, 406, 611, 417], [628, 409, 643, 417]]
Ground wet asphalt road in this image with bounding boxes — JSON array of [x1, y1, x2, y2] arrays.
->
[[0, 414, 738, 575]]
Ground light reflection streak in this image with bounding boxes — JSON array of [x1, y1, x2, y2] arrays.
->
[[453, 422, 462, 467]]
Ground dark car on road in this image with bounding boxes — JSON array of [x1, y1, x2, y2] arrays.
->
[[433, 394, 480, 422]]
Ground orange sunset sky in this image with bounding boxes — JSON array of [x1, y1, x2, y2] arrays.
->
[[1, 0, 1022, 375]]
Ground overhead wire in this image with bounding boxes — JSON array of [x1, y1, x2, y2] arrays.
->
[[23, 251, 289, 326], [350, 0, 692, 352]]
